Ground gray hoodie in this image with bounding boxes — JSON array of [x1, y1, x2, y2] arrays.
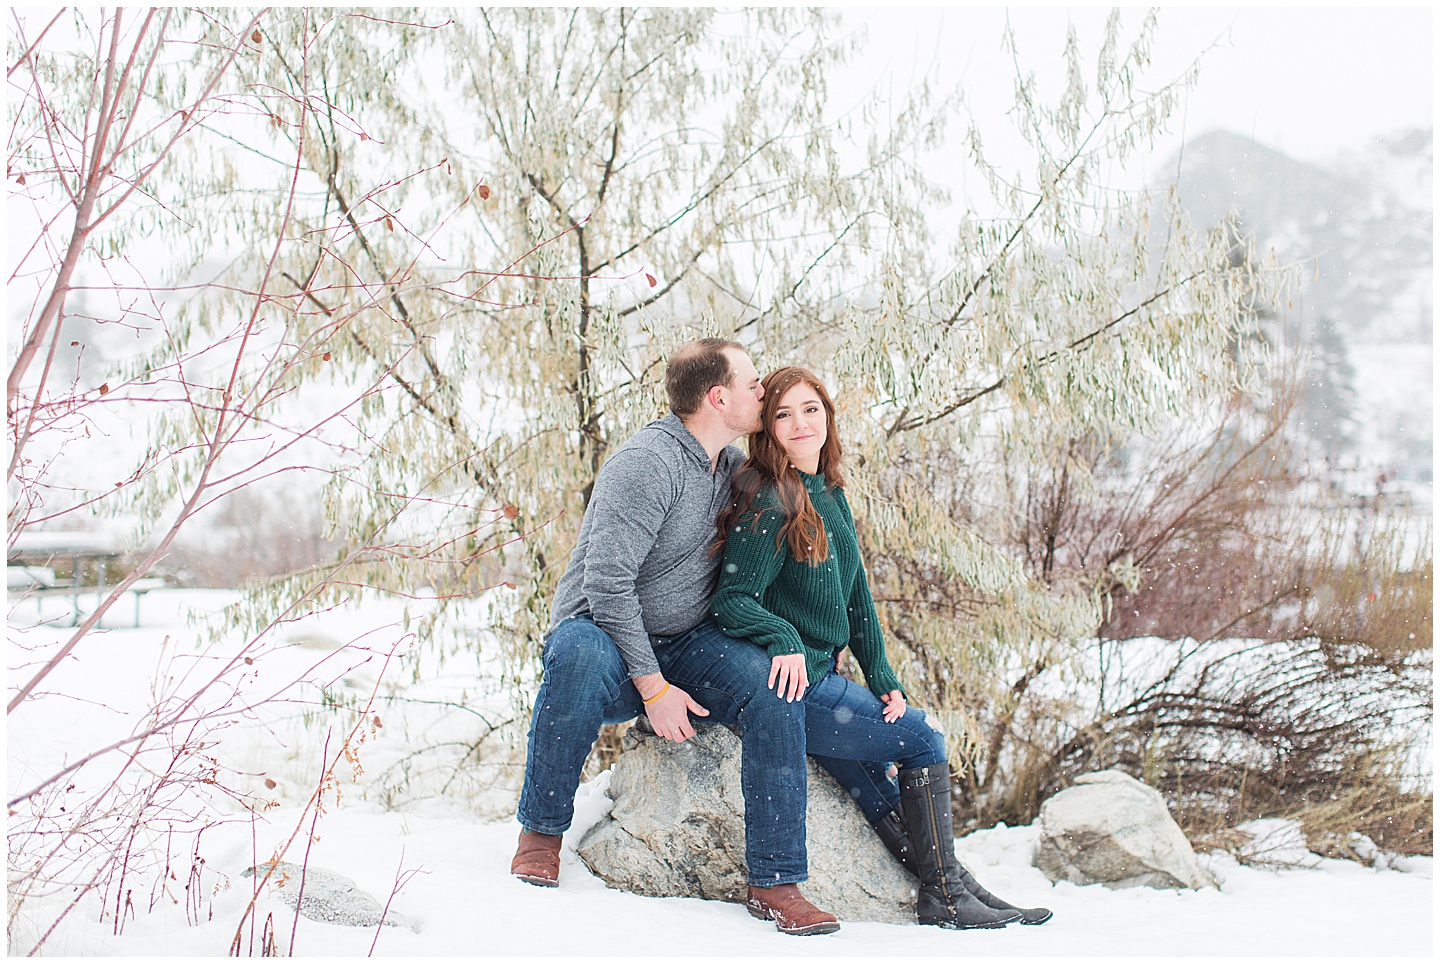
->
[[547, 413, 744, 678]]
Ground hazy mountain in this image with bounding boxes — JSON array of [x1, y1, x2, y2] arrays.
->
[[1165, 129, 1433, 495]]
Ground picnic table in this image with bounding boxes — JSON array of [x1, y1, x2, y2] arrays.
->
[[7, 531, 164, 627]]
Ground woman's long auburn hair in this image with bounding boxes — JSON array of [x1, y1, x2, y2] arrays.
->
[[714, 367, 845, 566]]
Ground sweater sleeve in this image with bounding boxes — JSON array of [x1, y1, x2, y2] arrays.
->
[[835, 490, 904, 698], [845, 563, 904, 697], [578, 448, 673, 679], [711, 505, 807, 659]]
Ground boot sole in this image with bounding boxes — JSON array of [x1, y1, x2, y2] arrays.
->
[[513, 872, 559, 887], [747, 905, 841, 936], [973, 889, 1052, 926], [919, 913, 1020, 929], [919, 918, 1007, 930]]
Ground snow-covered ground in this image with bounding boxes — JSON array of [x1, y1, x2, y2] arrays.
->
[[12, 802, 1433, 957], [7, 589, 1433, 957]]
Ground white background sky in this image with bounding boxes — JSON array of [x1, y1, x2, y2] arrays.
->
[[8, 7, 1432, 326], [838, 6, 1433, 183]]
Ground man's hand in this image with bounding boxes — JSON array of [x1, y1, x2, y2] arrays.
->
[[635, 673, 710, 743], [879, 689, 907, 723], [768, 654, 808, 702]]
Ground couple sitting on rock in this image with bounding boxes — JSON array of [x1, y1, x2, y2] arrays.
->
[[510, 338, 1051, 936]]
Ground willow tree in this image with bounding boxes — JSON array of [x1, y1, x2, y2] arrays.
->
[[5, 8, 447, 949], [3, 7, 938, 824], [228, 7, 945, 663], [212, 9, 1270, 805], [9, 6, 1275, 837], [812, 12, 1277, 820]]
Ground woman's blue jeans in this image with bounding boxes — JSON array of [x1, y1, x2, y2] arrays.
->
[[518, 616, 810, 886], [803, 670, 948, 824]]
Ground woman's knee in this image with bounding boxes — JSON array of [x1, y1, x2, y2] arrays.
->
[[897, 706, 947, 767]]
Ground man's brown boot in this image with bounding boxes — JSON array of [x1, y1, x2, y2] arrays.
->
[[745, 884, 840, 936], [510, 828, 562, 887]]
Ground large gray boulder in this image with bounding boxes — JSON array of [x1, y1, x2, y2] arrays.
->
[[1034, 770, 1215, 889], [577, 721, 917, 924]]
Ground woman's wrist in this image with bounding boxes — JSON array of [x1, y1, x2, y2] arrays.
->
[[766, 638, 806, 659]]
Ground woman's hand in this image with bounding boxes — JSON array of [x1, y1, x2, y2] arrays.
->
[[769, 654, 808, 702], [880, 690, 907, 722]]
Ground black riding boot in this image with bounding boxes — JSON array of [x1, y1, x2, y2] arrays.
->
[[896, 763, 1022, 929], [877, 790, 1054, 926], [873, 809, 918, 876]]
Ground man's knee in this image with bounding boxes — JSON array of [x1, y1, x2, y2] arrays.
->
[[740, 685, 806, 731], [700, 626, 778, 698], [543, 618, 628, 691]]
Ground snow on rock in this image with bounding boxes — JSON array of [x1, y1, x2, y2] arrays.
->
[[1235, 818, 1323, 869], [565, 767, 615, 846], [1326, 831, 1431, 875], [1389, 854, 1433, 878], [1035, 770, 1216, 890]]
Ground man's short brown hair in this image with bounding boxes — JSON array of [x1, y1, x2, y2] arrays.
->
[[665, 337, 745, 417]]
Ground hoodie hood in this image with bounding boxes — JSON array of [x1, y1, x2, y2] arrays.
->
[[648, 413, 711, 468], [648, 412, 744, 474]]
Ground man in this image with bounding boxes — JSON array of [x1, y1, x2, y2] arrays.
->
[[510, 338, 838, 936]]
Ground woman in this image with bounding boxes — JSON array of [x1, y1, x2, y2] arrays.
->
[[711, 366, 1051, 930]]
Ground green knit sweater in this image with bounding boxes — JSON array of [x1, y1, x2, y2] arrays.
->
[[711, 471, 903, 697]]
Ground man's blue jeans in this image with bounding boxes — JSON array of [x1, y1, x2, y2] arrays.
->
[[803, 670, 948, 824], [517, 616, 810, 886]]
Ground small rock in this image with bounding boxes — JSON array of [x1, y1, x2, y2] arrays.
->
[[1034, 770, 1215, 889], [1234, 818, 1322, 869], [1345, 831, 1387, 869], [243, 862, 416, 930], [285, 632, 343, 650]]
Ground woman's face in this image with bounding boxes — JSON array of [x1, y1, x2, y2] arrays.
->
[[771, 381, 827, 472]]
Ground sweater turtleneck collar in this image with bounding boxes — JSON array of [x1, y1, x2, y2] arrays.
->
[[794, 466, 827, 494]]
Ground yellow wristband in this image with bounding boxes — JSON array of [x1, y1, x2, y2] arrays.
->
[[642, 682, 672, 705]]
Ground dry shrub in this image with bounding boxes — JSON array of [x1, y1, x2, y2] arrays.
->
[[1177, 748, 1432, 859], [1301, 521, 1432, 658], [1078, 636, 1430, 854], [869, 375, 1432, 857], [582, 722, 636, 783], [1296, 780, 1433, 860]]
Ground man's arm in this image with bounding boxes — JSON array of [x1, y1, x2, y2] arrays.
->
[[578, 448, 673, 680], [580, 448, 713, 740]]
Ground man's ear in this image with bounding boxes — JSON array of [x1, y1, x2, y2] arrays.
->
[[706, 383, 726, 412]]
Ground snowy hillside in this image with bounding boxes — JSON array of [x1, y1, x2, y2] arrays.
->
[[1167, 129, 1433, 500]]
